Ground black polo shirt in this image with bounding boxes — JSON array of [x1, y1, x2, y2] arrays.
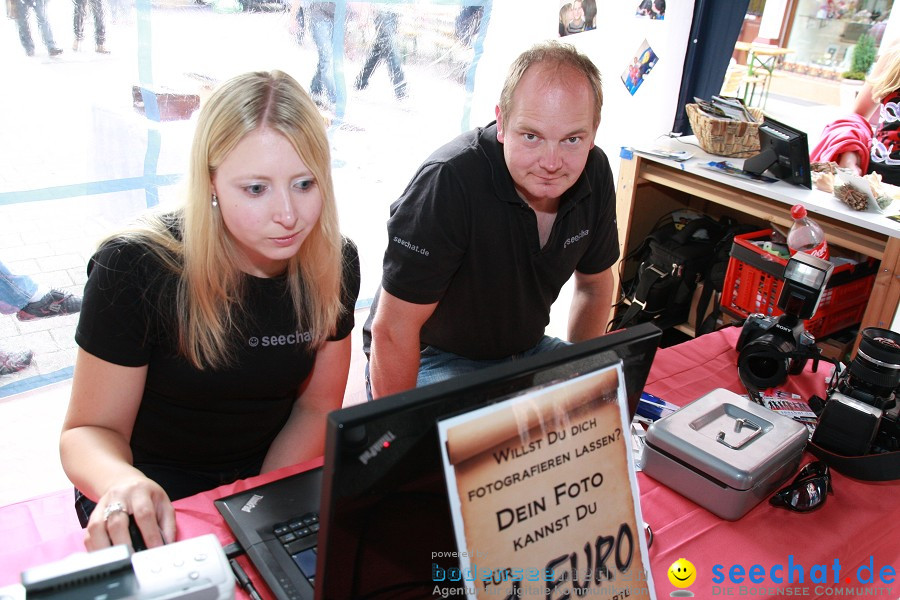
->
[[365, 122, 618, 360]]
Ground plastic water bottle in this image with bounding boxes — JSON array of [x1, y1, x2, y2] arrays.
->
[[787, 204, 829, 260]]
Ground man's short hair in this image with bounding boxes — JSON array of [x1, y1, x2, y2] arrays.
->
[[499, 41, 603, 127]]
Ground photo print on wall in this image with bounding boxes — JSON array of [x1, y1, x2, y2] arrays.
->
[[558, 0, 596, 36], [621, 39, 659, 95], [635, 0, 665, 20]]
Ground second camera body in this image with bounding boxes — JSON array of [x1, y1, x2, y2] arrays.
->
[[813, 327, 900, 457]]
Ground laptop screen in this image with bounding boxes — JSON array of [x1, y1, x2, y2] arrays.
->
[[315, 322, 661, 599]]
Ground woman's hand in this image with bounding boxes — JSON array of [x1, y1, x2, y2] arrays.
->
[[84, 476, 176, 551], [837, 151, 863, 176], [61, 350, 171, 551]]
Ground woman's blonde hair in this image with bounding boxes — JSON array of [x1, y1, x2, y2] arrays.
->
[[869, 41, 900, 102], [106, 70, 343, 369]]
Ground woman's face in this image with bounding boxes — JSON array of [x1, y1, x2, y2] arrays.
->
[[212, 127, 323, 278]]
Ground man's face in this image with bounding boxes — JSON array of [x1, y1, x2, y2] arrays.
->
[[573, 1, 584, 19], [496, 64, 597, 208]]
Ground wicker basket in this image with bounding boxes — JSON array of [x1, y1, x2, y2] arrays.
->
[[686, 103, 764, 158]]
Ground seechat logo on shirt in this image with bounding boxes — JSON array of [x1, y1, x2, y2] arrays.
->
[[563, 229, 589, 249], [392, 235, 430, 256], [247, 330, 313, 348]]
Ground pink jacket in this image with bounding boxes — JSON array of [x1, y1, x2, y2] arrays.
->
[[809, 113, 873, 173]]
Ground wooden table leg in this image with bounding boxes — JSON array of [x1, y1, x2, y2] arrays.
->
[[855, 235, 900, 352], [614, 154, 642, 311]]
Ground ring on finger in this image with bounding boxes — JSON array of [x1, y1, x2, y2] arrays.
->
[[103, 501, 128, 522]]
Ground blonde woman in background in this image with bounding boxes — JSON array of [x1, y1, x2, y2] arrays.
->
[[835, 38, 900, 183], [60, 70, 360, 551]]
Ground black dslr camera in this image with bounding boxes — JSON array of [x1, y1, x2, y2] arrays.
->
[[812, 327, 900, 457], [736, 252, 834, 392]]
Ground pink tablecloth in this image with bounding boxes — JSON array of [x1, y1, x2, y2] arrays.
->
[[2, 328, 898, 599], [640, 326, 900, 599]]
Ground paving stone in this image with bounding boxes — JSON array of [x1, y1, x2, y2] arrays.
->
[[36, 254, 86, 272], [2, 243, 54, 262], [34, 349, 77, 376], [19, 330, 56, 353], [4, 259, 40, 278], [0, 317, 18, 338], [0, 233, 24, 249], [50, 325, 78, 349]]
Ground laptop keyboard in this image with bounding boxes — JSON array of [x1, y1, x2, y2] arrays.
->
[[274, 512, 320, 586]]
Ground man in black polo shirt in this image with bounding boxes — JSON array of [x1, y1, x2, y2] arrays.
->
[[364, 40, 618, 399]]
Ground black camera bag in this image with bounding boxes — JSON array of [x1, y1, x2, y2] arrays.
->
[[694, 220, 761, 336], [613, 215, 725, 330]]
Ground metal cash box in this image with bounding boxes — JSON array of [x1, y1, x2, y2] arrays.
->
[[642, 389, 807, 521]]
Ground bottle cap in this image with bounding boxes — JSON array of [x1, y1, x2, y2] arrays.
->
[[790, 204, 807, 219]]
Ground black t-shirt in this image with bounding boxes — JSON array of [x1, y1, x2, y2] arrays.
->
[[76, 233, 360, 488], [364, 122, 618, 360]]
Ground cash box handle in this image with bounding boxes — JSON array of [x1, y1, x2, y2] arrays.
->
[[716, 418, 762, 449]]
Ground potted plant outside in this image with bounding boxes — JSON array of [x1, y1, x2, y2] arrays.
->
[[840, 33, 877, 108]]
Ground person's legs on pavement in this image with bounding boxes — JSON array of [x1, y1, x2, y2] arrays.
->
[[293, 5, 304, 44], [355, 44, 382, 91], [380, 12, 406, 98], [355, 11, 390, 90], [89, 0, 107, 52], [15, 0, 36, 56], [16, 289, 82, 320], [72, 0, 85, 49], [0, 348, 33, 376], [32, 0, 61, 54], [0, 260, 81, 319], [0, 261, 82, 377], [310, 14, 336, 107], [0, 260, 39, 314]]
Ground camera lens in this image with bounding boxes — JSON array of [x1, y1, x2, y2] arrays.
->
[[843, 327, 900, 404], [737, 314, 808, 391], [738, 334, 795, 390]]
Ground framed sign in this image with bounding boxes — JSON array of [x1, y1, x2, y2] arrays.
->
[[437, 363, 655, 599]]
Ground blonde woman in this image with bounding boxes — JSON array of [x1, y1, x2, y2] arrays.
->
[[831, 38, 900, 183], [60, 70, 360, 551]]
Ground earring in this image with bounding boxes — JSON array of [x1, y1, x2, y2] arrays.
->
[[211, 194, 218, 208]]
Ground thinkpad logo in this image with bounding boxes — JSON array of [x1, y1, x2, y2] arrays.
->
[[241, 494, 264, 513], [358, 431, 397, 465]]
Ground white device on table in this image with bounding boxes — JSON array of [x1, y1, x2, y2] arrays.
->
[[0, 533, 234, 600]]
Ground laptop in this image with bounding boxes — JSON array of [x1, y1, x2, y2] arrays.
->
[[216, 468, 323, 599], [215, 322, 662, 600]]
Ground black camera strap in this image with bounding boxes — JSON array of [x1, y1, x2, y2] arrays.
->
[[613, 263, 667, 329], [807, 441, 900, 481]]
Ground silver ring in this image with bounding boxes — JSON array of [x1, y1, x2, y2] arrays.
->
[[103, 501, 128, 522]]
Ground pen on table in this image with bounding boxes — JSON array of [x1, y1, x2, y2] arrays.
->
[[636, 392, 679, 421], [229, 558, 263, 600]]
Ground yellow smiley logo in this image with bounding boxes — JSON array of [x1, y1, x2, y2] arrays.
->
[[667, 558, 697, 588]]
